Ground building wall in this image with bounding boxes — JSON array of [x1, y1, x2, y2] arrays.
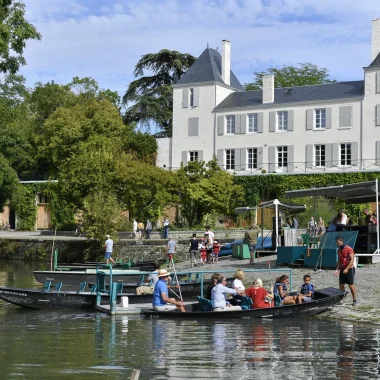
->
[[156, 137, 172, 169]]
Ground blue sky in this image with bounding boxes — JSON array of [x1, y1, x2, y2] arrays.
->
[[21, 0, 379, 97]]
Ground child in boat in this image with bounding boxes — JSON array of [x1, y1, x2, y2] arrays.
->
[[296, 274, 314, 303], [232, 269, 246, 295], [273, 275, 296, 305]]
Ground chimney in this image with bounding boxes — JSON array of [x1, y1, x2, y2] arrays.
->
[[372, 18, 380, 61], [222, 40, 231, 86], [262, 75, 275, 103]]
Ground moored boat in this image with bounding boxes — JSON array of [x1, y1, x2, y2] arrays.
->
[[142, 288, 345, 319]]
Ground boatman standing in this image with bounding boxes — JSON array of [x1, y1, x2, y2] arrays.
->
[[334, 236, 357, 306], [104, 234, 115, 265]]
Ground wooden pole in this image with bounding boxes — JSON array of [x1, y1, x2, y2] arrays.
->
[[130, 369, 140, 380]]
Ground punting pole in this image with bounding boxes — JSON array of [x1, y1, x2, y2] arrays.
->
[[170, 258, 183, 302]]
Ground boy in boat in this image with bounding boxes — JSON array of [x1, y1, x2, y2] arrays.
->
[[296, 274, 314, 303]]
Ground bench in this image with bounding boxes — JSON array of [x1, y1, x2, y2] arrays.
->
[[197, 296, 213, 311]]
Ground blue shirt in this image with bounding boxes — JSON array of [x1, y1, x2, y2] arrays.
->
[[211, 283, 237, 308], [152, 279, 168, 306], [273, 282, 288, 300]]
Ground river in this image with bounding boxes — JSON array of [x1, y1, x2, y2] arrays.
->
[[0, 260, 379, 379]]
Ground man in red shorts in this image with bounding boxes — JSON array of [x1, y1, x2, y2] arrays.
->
[[334, 236, 357, 306]]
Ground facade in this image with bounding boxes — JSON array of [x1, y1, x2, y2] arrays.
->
[[157, 19, 380, 176]]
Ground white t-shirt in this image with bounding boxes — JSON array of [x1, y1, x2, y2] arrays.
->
[[105, 238, 113, 253], [233, 279, 245, 291], [148, 272, 159, 286], [133, 221, 137, 231], [205, 230, 214, 244]]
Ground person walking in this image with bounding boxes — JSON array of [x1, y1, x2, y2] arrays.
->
[[334, 236, 357, 306], [132, 219, 138, 238], [245, 224, 260, 265], [163, 217, 170, 239], [189, 233, 199, 267], [137, 221, 144, 239], [166, 238, 176, 266], [104, 234, 115, 265], [146, 219, 152, 239]]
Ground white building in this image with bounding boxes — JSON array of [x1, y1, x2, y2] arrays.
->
[[157, 19, 380, 175]]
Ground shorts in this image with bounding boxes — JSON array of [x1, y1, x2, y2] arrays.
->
[[105, 252, 112, 259], [136, 286, 154, 295], [302, 296, 312, 302], [153, 304, 177, 311], [249, 244, 255, 252], [339, 267, 355, 285]]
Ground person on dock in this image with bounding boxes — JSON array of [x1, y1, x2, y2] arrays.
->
[[132, 219, 138, 238], [246, 278, 273, 308], [334, 236, 357, 306], [245, 224, 260, 265], [163, 217, 170, 239], [104, 234, 115, 265], [296, 274, 314, 304], [212, 240, 221, 263], [211, 275, 242, 311], [146, 219, 152, 239], [189, 233, 199, 267], [137, 221, 144, 239], [152, 269, 185, 312], [166, 238, 176, 266], [136, 261, 160, 295]]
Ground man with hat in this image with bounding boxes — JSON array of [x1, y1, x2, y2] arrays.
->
[[104, 234, 115, 265], [152, 269, 185, 312]]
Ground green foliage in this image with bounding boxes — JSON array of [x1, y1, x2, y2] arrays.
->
[[11, 183, 36, 230], [123, 49, 196, 136], [0, 0, 41, 74], [245, 63, 336, 90], [0, 154, 18, 207]]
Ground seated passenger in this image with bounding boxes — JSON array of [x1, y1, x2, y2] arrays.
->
[[273, 275, 296, 305], [205, 273, 220, 300], [136, 261, 160, 295], [211, 275, 242, 311], [296, 274, 314, 304], [232, 269, 246, 295], [246, 278, 274, 308]]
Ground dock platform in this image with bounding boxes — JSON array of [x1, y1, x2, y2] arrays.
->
[[95, 302, 151, 315]]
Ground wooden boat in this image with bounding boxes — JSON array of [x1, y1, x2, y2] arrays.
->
[[0, 286, 187, 309], [142, 288, 345, 319]]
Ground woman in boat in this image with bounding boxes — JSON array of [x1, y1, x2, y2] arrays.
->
[[246, 278, 274, 308], [273, 275, 296, 305], [205, 273, 220, 300], [232, 270, 246, 295], [211, 275, 241, 311]]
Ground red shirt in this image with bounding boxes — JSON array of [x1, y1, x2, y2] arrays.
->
[[338, 244, 354, 270], [246, 287, 273, 308]]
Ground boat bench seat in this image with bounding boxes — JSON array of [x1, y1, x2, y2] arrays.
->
[[78, 281, 87, 293], [197, 296, 213, 311], [44, 281, 51, 292], [274, 294, 282, 307], [235, 295, 253, 310], [55, 283, 62, 292]]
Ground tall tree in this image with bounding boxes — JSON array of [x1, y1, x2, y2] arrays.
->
[[245, 63, 336, 90], [0, 0, 41, 74], [123, 49, 196, 136]]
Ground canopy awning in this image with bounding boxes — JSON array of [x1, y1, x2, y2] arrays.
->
[[235, 199, 306, 215], [285, 180, 380, 204]]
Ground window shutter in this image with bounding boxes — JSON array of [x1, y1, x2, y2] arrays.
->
[[188, 117, 199, 137], [351, 142, 358, 166], [269, 111, 276, 132], [376, 105, 380, 126], [235, 148, 241, 171], [287, 111, 294, 131], [182, 89, 189, 108], [198, 150, 203, 162], [217, 149, 224, 168], [257, 112, 263, 133], [193, 88, 199, 107], [240, 148, 247, 170], [217, 115, 224, 135], [377, 72, 380, 94], [376, 141, 380, 165], [240, 114, 247, 134], [181, 151, 187, 165], [268, 146, 276, 172], [306, 109, 314, 130], [235, 114, 242, 134], [306, 144, 313, 169], [287, 145, 294, 172], [339, 106, 352, 127], [325, 144, 332, 168], [257, 147, 264, 169], [326, 107, 332, 129], [332, 143, 340, 167]]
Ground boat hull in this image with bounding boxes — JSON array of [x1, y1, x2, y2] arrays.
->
[[142, 288, 345, 319]]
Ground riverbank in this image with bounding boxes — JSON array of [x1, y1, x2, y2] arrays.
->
[[174, 254, 380, 325]]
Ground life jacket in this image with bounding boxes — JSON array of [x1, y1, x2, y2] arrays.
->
[[300, 283, 314, 297], [273, 282, 287, 296]]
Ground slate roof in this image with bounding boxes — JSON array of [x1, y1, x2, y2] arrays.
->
[[215, 80, 364, 110], [369, 52, 380, 67], [176, 48, 245, 91]]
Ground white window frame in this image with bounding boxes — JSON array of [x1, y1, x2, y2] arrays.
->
[[315, 109, 326, 129], [277, 111, 288, 131], [340, 143, 352, 166], [189, 88, 194, 107], [247, 148, 258, 169], [247, 113, 258, 133], [226, 149, 235, 170], [226, 115, 235, 134], [314, 144, 326, 167], [189, 151, 198, 162], [277, 146, 288, 167]]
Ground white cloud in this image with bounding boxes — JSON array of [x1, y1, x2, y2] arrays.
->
[[20, 0, 380, 96]]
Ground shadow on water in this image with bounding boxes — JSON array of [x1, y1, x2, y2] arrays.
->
[[0, 261, 380, 379]]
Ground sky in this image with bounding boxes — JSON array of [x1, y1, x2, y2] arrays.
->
[[20, 0, 380, 98]]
